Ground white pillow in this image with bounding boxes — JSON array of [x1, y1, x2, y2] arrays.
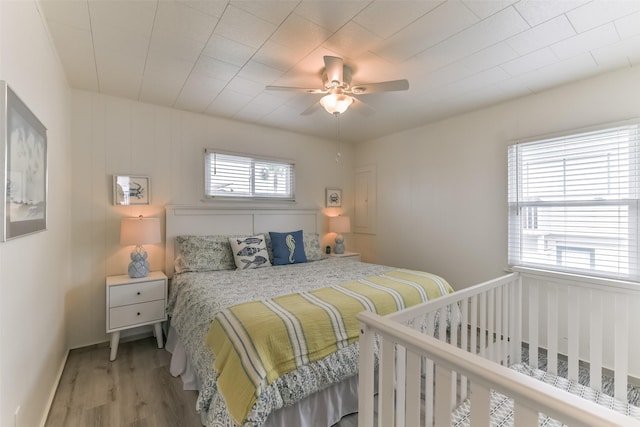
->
[[228, 235, 272, 270]]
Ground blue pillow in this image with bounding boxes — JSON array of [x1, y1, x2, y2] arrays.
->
[[269, 230, 307, 265]]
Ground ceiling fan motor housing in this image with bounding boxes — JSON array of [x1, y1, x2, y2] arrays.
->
[[323, 65, 352, 90]]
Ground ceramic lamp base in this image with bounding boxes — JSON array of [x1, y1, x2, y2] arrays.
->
[[128, 245, 150, 278], [334, 234, 345, 254], [128, 260, 150, 278]]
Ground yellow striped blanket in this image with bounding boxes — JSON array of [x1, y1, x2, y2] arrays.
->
[[204, 269, 453, 425]]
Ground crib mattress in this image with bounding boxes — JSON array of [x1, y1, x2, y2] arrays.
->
[[451, 363, 640, 427]]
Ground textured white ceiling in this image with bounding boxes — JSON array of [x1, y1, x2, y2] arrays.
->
[[40, 0, 640, 142]]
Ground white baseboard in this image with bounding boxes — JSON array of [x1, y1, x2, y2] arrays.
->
[[39, 348, 70, 427]]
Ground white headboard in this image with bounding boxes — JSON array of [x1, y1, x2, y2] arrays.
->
[[165, 205, 321, 277]]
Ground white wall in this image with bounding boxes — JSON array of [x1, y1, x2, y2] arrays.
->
[[355, 66, 640, 290], [0, 2, 71, 427], [68, 92, 354, 349]]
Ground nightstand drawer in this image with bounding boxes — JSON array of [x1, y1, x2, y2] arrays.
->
[[109, 300, 165, 330], [109, 279, 165, 307]]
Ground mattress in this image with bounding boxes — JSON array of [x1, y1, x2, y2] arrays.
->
[[451, 363, 640, 426]]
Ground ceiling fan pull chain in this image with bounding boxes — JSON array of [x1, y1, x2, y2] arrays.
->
[[335, 113, 342, 163]]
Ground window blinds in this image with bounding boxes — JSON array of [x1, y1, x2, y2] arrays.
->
[[204, 150, 295, 200], [508, 123, 640, 281]]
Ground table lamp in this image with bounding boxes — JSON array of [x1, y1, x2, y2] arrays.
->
[[120, 215, 161, 278], [329, 215, 351, 254]]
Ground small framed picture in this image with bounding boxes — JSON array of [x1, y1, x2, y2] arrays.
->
[[113, 175, 150, 205], [325, 187, 342, 208]]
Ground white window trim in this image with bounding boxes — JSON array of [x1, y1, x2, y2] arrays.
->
[[204, 149, 296, 202]]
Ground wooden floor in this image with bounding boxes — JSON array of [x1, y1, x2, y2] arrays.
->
[[45, 337, 202, 427], [45, 337, 359, 427]]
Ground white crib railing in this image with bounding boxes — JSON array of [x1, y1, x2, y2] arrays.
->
[[357, 269, 640, 427]]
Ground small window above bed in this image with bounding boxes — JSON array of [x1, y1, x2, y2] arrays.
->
[[204, 150, 295, 201]]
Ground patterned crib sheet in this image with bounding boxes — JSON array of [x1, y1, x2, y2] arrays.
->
[[451, 363, 640, 426]]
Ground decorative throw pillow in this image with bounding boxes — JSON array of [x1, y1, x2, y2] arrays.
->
[[263, 233, 274, 264], [269, 230, 307, 265], [174, 235, 237, 273], [228, 235, 271, 270], [303, 232, 324, 261]]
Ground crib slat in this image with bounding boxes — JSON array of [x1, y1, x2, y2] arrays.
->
[[395, 345, 406, 427], [567, 286, 580, 382], [379, 337, 395, 427], [438, 307, 446, 342], [496, 287, 503, 364], [425, 313, 435, 427], [426, 311, 435, 336], [449, 303, 459, 405], [434, 365, 452, 426], [470, 382, 490, 427], [513, 401, 539, 426], [358, 323, 375, 427], [478, 292, 487, 357], [471, 295, 478, 356], [614, 293, 629, 402], [480, 292, 487, 357], [450, 304, 459, 348], [547, 283, 558, 375], [590, 289, 603, 392], [405, 350, 421, 427], [529, 282, 539, 369], [425, 358, 434, 427], [504, 285, 511, 363], [460, 299, 469, 401], [513, 277, 523, 364], [488, 288, 495, 362]]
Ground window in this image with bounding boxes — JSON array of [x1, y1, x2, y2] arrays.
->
[[204, 150, 295, 201], [508, 123, 640, 281]]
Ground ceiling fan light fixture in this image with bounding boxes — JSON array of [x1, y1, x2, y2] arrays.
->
[[320, 94, 353, 115]]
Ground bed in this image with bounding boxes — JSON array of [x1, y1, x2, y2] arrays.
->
[[358, 268, 640, 426], [163, 206, 454, 427]]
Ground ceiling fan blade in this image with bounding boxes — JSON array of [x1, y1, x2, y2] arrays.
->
[[350, 97, 376, 116], [323, 56, 343, 86], [351, 79, 409, 94], [301, 102, 321, 116], [265, 85, 326, 94]]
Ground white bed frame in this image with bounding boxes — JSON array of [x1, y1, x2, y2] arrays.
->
[[165, 205, 321, 277], [358, 268, 640, 426]]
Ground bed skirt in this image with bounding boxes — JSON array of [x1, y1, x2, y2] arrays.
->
[[165, 325, 358, 427]]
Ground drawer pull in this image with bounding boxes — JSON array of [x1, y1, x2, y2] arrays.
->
[[137, 312, 141, 316], [137, 292, 141, 295]]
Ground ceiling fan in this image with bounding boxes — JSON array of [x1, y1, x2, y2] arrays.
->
[[265, 56, 409, 116]]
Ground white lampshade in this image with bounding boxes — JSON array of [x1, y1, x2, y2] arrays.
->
[[320, 94, 353, 115], [120, 216, 161, 246], [329, 216, 351, 234]]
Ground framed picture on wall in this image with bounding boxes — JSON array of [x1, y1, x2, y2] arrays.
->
[[1, 81, 48, 241], [113, 175, 150, 205], [325, 187, 342, 207]]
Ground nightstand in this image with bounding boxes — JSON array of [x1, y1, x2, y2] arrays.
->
[[329, 251, 361, 262], [106, 271, 167, 361]]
